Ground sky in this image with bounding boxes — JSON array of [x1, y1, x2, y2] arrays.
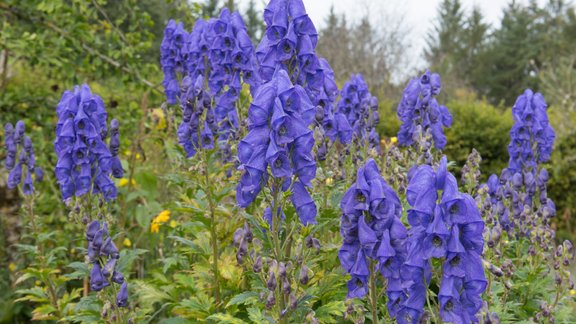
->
[[236, 0, 548, 72]]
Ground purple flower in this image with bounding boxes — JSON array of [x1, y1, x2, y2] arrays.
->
[[507, 89, 555, 174], [397, 71, 452, 150], [336, 74, 380, 152], [87, 221, 128, 299], [236, 69, 317, 225], [4, 121, 41, 193], [400, 155, 486, 322], [339, 159, 406, 309], [163, 9, 260, 161], [54, 85, 119, 201], [116, 282, 129, 307]]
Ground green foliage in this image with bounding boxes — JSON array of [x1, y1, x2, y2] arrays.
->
[[443, 94, 513, 179]]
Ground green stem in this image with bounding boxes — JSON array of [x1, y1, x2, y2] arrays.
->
[[203, 151, 220, 309], [369, 262, 379, 324], [270, 179, 286, 323]]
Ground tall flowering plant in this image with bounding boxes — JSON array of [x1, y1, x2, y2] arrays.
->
[[338, 158, 406, 323], [478, 90, 573, 322], [161, 9, 260, 160], [54, 84, 122, 202], [4, 121, 43, 194], [397, 71, 452, 151], [53, 85, 131, 320], [400, 156, 486, 323]]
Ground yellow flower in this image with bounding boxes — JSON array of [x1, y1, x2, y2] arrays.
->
[[156, 210, 171, 223], [123, 238, 132, 247], [150, 210, 171, 233], [325, 177, 333, 186], [169, 220, 178, 228], [35, 280, 42, 286], [118, 178, 137, 187], [135, 153, 142, 160], [570, 289, 576, 296], [390, 137, 398, 144], [8, 263, 16, 272]]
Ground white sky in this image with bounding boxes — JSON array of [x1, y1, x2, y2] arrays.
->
[[237, 0, 549, 72]]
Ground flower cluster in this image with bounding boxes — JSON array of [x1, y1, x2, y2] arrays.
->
[[4, 121, 43, 194], [336, 74, 380, 152], [257, 0, 337, 113], [160, 20, 187, 104], [507, 89, 555, 174], [338, 159, 407, 308], [397, 71, 452, 150], [54, 85, 122, 201], [86, 220, 128, 307], [164, 9, 260, 159], [400, 156, 486, 323], [150, 210, 171, 233], [236, 69, 317, 225]]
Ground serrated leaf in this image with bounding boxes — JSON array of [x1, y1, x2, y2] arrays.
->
[[205, 313, 246, 324], [226, 291, 259, 308]]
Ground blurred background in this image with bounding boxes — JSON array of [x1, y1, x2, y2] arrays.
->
[[1, 0, 575, 236]]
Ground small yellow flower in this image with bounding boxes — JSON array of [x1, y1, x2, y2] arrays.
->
[[123, 238, 132, 247], [35, 280, 41, 286], [118, 178, 137, 187], [570, 289, 576, 296], [156, 210, 171, 223], [169, 220, 178, 228], [70, 248, 76, 254], [150, 210, 171, 233], [8, 263, 16, 272], [390, 137, 398, 144], [325, 177, 333, 186]]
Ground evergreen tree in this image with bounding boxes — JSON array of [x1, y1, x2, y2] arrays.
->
[[424, 0, 466, 76], [244, 0, 265, 42]]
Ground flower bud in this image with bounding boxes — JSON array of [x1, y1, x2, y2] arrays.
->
[[232, 228, 244, 248], [243, 223, 253, 243], [253, 255, 262, 273], [278, 262, 287, 279], [267, 270, 277, 291], [265, 291, 276, 309], [299, 265, 309, 285], [281, 277, 291, 295], [289, 293, 297, 310]]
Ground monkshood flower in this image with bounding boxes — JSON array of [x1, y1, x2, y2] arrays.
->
[[160, 20, 188, 104], [397, 71, 452, 150], [4, 121, 43, 194], [54, 84, 122, 201], [507, 89, 555, 174], [86, 220, 128, 307], [166, 9, 260, 159], [257, 0, 342, 127], [338, 159, 407, 312], [336, 74, 380, 152], [399, 156, 486, 323], [236, 69, 317, 225]]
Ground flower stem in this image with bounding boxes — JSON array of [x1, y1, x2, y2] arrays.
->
[[203, 151, 220, 309], [270, 179, 287, 323], [369, 262, 379, 324]]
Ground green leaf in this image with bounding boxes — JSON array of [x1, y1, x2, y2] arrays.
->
[[205, 313, 246, 324], [315, 301, 346, 323], [226, 291, 259, 308], [247, 307, 273, 323]]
